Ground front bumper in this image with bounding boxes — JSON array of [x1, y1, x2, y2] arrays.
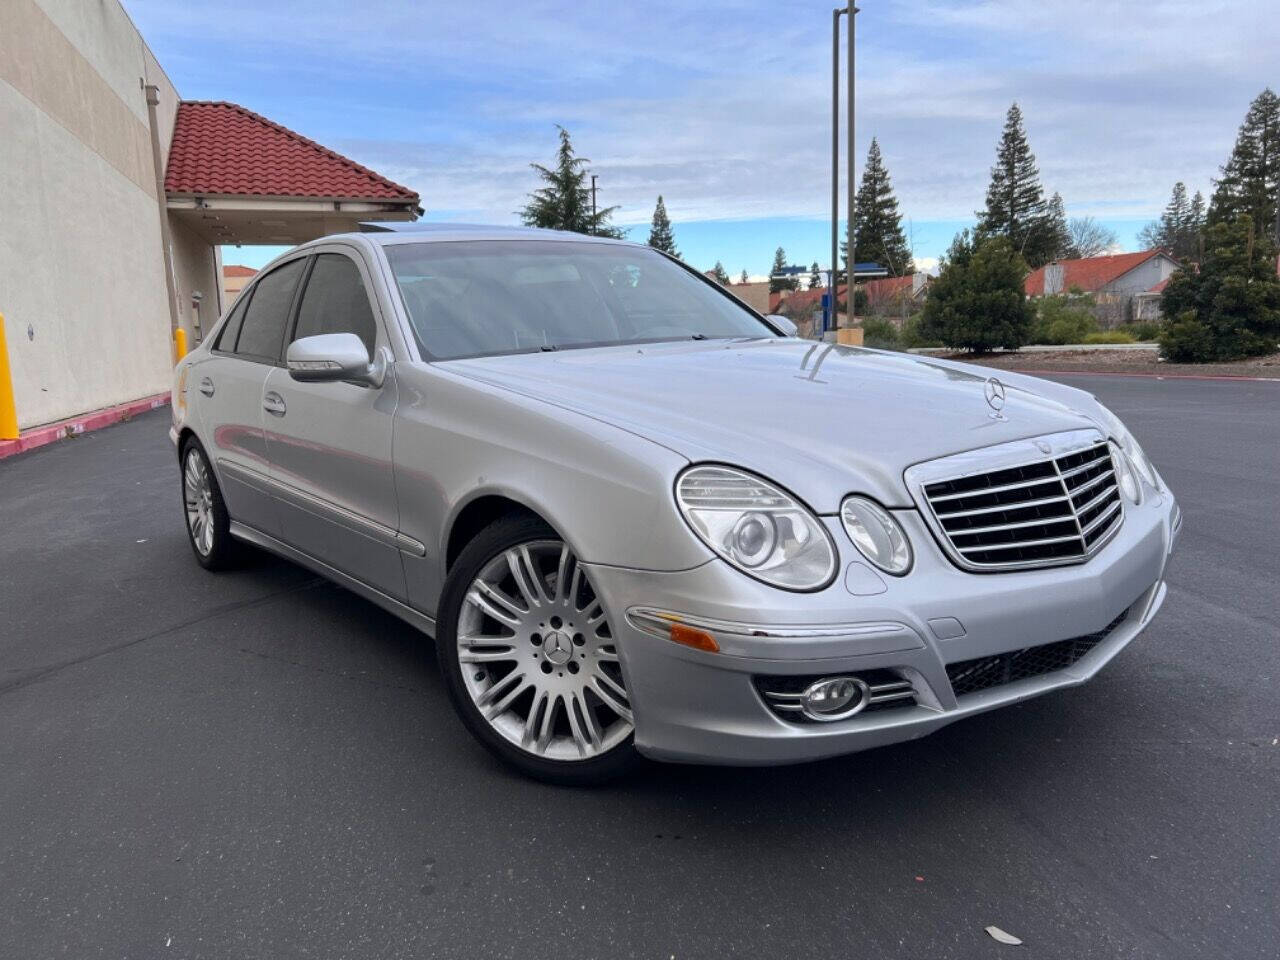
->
[[585, 490, 1180, 765]]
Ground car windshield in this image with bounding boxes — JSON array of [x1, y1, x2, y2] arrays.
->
[[384, 239, 775, 360]]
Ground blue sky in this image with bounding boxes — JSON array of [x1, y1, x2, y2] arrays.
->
[[124, 0, 1278, 277]]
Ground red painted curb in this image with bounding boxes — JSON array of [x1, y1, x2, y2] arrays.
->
[[0, 393, 170, 461], [1004, 368, 1280, 383]]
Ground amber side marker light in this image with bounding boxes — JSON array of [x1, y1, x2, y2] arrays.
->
[[669, 622, 719, 653]]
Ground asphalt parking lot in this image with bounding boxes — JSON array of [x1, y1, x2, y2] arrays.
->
[[1, 373, 1277, 959]]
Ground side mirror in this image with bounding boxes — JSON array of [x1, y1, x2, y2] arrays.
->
[[766, 314, 799, 338], [287, 333, 385, 387]]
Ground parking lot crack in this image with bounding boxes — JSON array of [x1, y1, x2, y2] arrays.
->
[[0, 579, 324, 698]]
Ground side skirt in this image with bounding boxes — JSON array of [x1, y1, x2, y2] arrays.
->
[[229, 520, 437, 639]]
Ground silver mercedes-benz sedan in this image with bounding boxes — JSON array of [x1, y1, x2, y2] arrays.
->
[[171, 225, 1180, 784]]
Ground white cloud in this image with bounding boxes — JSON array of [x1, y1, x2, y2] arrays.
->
[[126, 0, 1278, 230]]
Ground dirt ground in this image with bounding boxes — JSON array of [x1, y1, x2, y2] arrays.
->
[[945, 348, 1280, 379]]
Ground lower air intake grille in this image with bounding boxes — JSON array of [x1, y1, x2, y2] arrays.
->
[[922, 440, 1124, 571], [945, 609, 1128, 698]]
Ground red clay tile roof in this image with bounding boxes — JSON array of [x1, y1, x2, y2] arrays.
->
[[1146, 276, 1172, 294], [222, 264, 258, 278], [1025, 250, 1168, 296], [863, 275, 916, 304], [165, 101, 419, 203]]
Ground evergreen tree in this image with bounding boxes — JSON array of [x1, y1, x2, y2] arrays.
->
[[1208, 89, 1280, 244], [769, 247, 798, 293], [854, 139, 913, 276], [520, 126, 624, 238], [1138, 182, 1207, 260], [1159, 215, 1280, 361], [739, 269, 750, 285], [977, 103, 1058, 268], [646, 195, 679, 257], [710, 261, 731, 286], [809, 262, 822, 288], [919, 232, 1035, 352], [1046, 192, 1070, 260]]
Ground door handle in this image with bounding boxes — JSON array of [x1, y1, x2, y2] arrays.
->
[[263, 391, 287, 417], [199, 376, 215, 397]]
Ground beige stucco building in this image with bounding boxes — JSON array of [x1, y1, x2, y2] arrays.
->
[[0, 0, 419, 431]]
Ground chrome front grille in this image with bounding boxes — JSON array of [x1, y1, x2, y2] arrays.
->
[[919, 438, 1123, 571]]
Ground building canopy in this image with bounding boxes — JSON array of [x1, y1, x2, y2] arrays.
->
[[164, 101, 421, 246]]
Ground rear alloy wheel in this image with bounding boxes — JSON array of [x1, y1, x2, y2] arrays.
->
[[180, 439, 238, 571], [438, 517, 637, 784]]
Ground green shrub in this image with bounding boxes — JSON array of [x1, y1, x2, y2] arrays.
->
[[1083, 330, 1137, 344], [1119, 321, 1161, 341], [860, 317, 900, 349], [918, 233, 1034, 352], [1159, 315, 1216, 362], [1030, 294, 1098, 344]]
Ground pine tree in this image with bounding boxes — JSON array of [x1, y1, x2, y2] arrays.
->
[[769, 247, 797, 293], [853, 139, 913, 276], [520, 126, 624, 238], [977, 103, 1058, 268], [1208, 89, 1280, 244], [1160, 214, 1280, 361], [709, 261, 730, 286], [809, 262, 822, 288], [919, 232, 1035, 352], [739, 269, 750, 285], [647, 195, 679, 258], [1046, 192, 1070, 260], [1139, 182, 1207, 260]]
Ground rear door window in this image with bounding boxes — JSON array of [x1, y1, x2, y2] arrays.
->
[[234, 258, 306, 362], [291, 254, 378, 357]]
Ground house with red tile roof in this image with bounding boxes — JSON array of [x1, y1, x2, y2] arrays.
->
[[1025, 249, 1181, 325], [1025, 250, 1180, 298]]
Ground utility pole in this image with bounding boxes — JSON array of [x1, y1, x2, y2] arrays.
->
[[829, 7, 843, 334], [829, 6, 858, 335], [591, 175, 598, 236], [847, 2, 857, 327]]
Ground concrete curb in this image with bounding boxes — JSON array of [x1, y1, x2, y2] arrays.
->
[[0, 393, 170, 461], [1011, 369, 1280, 383]]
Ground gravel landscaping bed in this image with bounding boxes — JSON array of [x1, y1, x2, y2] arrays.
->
[[945, 347, 1280, 379]]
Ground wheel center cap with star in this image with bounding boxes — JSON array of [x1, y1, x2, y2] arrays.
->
[[542, 629, 573, 665]]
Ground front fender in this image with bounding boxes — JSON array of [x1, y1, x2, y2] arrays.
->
[[393, 362, 713, 617]]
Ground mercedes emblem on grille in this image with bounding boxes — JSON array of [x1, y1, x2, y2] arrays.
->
[[984, 377, 1008, 421]]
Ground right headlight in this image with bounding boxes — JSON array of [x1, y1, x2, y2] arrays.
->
[[1109, 441, 1142, 505], [675, 465, 837, 591], [840, 495, 913, 575]]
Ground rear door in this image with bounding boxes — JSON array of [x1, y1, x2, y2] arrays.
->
[[262, 247, 406, 601], [196, 256, 307, 537]]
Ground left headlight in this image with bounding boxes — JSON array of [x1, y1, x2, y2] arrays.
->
[[1095, 402, 1163, 492], [675, 465, 837, 591]]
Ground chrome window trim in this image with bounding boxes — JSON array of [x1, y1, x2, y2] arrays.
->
[[904, 429, 1125, 574]]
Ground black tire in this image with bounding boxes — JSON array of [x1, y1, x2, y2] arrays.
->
[[436, 514, 640, 786], [179, 438, 240, 571]]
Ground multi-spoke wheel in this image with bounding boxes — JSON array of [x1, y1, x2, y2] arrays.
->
[[179, 439, 238, 570], [438, 515, 638, 784]]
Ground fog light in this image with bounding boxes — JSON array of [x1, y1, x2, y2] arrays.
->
[[800, 676, 869, 722]]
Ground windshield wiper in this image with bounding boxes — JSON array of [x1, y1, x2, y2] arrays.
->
[[539, 344, 560, 352], [690, 333, 709, 340]]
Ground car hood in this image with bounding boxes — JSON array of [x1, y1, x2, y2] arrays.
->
[[444, 339, 1106, 511]]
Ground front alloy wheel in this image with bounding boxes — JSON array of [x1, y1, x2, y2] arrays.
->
[[439, 516, 637, 784]]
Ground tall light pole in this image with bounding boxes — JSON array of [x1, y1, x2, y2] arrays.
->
[[829, 5, 858, 334], [847, 1, 857, 327], [829, 7, 843, 334]]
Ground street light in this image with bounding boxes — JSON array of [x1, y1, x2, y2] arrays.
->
[[829, 4, 858, 335]]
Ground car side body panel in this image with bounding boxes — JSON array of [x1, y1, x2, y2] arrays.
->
[[389, 360, 713, 619]]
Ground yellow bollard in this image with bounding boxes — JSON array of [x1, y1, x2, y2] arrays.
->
[[0, 312, 19, 440], [174, 326, 188, 361]]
